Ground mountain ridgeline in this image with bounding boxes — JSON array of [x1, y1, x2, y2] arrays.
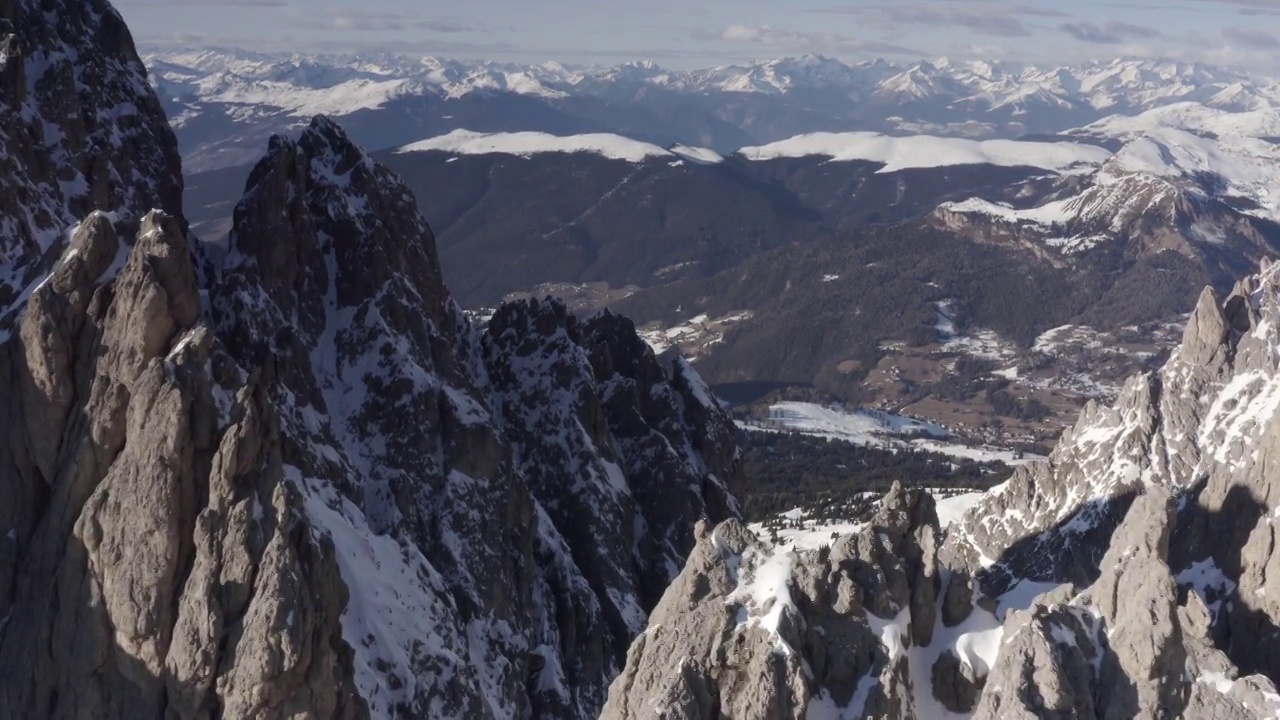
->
[[0, 1, 739, 718], [152, 49, 1280, 175]]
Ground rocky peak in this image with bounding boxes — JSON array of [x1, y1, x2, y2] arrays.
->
[[600, 482, 939, 720], [205, 113, 746, 719], [221, 115, 452, 353]]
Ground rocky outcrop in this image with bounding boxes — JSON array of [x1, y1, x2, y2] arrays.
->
[[0, 207, 362, 718], [972, 487, 1276, 720], [599, 483, 938, 720]]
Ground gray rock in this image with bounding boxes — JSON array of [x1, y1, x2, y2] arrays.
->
[[601, 485, 942, 720], [932, 649, 984, 712]]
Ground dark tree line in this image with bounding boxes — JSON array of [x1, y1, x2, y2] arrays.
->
[[739, 429, 1011, 521]]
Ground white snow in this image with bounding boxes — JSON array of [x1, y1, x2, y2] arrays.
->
[[869, 606, 911, 662], [725, 541, 801, 654], [397, 129, 667, 162], [939, 196, 1077, 226], [747, 505, 876, 551], [300, 473, 476, 719], [935, 492, 985, 530], [670, 144, 725, 164], [1078, 104, 1280, 223], [996, 579, 1063, 616], [639, 310, 753, 358], [739, 132, 1110, 174], [744, 401, 1042, 467], [397, 129, 719, 164], [1082, 102, 1280, 144], [932, 301, 1020, 361], [754, 401, 946, 444], [911, 439, 1043, 466], [1176, 558, 1237, 621], [1199, 671, 1236, 694]]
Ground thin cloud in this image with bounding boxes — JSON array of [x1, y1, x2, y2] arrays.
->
[[1173, 0, 1280, 14], [1060, 19, 1162, 43], [1222, 26, 1280, 46], [813, 2, 1064, 35], [891, 8, 1030, 36], [298, 8, 482, 34], [1008, 3, 1072, 17], [718, 25, 924, 56]]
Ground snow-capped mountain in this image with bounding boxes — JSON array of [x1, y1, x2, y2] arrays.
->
[[148, 49, 1280, 116], [145, 48, 1280, 173], [935, 103, 1280, 262]]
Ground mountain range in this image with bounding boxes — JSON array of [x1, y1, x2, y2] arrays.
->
[[148, 48, 1280, 173], [8, 1, 1280, 718]]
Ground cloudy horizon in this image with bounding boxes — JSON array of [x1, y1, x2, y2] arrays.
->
[[117, 0, 1280, 71]]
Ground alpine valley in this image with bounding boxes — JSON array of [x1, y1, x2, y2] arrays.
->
[[172, 50, 1280, 453], [4, 1, 1280, 720]]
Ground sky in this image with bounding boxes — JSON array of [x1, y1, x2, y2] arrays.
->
[[115, 0, 1280, 71]]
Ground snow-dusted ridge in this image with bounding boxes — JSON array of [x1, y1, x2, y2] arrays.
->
[[938, 102, 1280, 243], [396, 129, 722, 163], [738, 131, 1112, 173], [148, 49, 1280, 118]]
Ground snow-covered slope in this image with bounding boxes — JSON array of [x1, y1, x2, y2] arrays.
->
[[935, 102, 1280, 261], [739, 132, 1109, 173], [744, 401, 1040, 466], [1083, 105, 1280, 224], [396, 129, 719, 163]]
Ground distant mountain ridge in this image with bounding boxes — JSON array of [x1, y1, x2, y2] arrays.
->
[[146, 48, 1280, 173]]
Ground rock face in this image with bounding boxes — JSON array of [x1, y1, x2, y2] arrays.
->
[[600, 483, 939, 720], [0, 0, 182, 325], [209, 116, 742, 719], [0, 1, 741, 718], [604, 259, 1280, 719]]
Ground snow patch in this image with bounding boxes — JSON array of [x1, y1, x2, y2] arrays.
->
[[740, 132, 1110, 174], [398, 129, 716, 164]]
